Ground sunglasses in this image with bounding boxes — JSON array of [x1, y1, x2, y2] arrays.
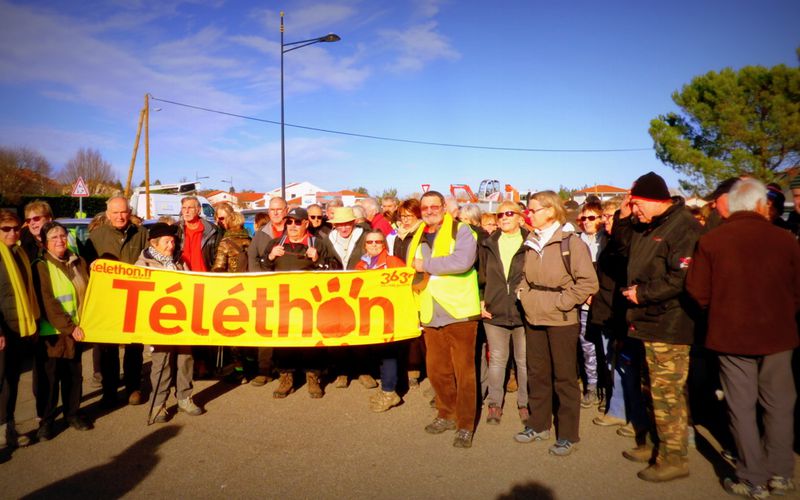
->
[[365, 240, 384, 245], [309, 215, 322, 220], [25, 215, 46, 223], [0, 225, 21, 233], [284, 218, 304, 226], [579, 216, 599, 222], [496, 211, 520, 219], [216, 216, 226, 221]]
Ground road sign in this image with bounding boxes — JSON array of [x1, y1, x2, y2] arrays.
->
[[421, 184, 430, 193], [72, 177, 90, 197]]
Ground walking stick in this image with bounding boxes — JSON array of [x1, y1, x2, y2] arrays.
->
[[147, 350, 168, 426]]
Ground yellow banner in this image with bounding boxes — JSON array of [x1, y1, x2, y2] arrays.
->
[[81, 260, 421, 347]]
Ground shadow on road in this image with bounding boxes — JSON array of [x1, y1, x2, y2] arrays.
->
[[19, 425, 182, 500], [695, 431, 735, 481], [496, 481, 555, 500]]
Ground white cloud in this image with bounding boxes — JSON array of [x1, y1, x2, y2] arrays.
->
[[380, 20, 460, 73]]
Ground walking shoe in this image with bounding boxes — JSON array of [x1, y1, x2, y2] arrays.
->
[[358, 374, 378, 389], [177, 397, 203, 416], [637, 462, 689, 482], [251, 374, 269, 387], [36, 421, 54, 442], [549, 439, 575, 456], [518, 406, 530, 424], [506, 370, 518, 393], [90, 372, 103, 388], [514, 427, 550, 444], [723, 478, 769, 499], [273, 372, 294, 398], [334, 375, 349, 388], [369, 391, 401, 413], [149, 405, 168, 424], [592, 414, 626, 427], [616, 423, 635, 437], [486, 404, 502, 425], [425, 417, 456, 434], [68, 416, 93, 431], [4, 421, 31, 448], [429, 397, 437, 409], [769, 475, 795, 496], [623, 445, 655, 463], [580, 386, 598, 408], [128, 390, 144, 406], [453, 429, 473, 448], [306, 372, 324, 399]]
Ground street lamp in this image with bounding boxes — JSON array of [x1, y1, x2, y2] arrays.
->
[[280, 11, 340, 200]]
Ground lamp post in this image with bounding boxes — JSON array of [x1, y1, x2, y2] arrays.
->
[[280, 11, 340, 200]]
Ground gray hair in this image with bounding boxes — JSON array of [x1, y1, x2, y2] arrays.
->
[[728, 178, 767, 213], [360, 197, 380, 217], [106, 196, 130, 210], [181, 195, 200, 207], [459, 203, 482, 226], [352, 205, 366, 220]]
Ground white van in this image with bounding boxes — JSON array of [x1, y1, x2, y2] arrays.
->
[[130, 183, 214, 220]]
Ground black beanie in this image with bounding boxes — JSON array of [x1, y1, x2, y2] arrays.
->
[[630, 171, 671, 201]]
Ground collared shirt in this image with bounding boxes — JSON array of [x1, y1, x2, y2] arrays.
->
[[526, 221, 560, 255]]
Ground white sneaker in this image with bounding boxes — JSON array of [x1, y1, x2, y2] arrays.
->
[[177, 398, 203, 416]]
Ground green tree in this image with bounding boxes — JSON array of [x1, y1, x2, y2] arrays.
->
[[649, 63, 800, 193], [378, 187, 398, 200], [351, 186, 369, 195]]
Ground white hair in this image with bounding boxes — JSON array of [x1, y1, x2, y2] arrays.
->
[[351, 205, 366, 220], [360, 197, 379, 217], [728, 178, 767, 213]]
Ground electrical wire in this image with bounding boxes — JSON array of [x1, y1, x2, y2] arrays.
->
[[149, 95, 651, 153]]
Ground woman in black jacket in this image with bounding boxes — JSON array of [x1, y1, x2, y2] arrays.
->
[[478, 201, 529, 425]]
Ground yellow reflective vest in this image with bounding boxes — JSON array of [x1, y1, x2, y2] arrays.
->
[[38, 260, 79, 336]]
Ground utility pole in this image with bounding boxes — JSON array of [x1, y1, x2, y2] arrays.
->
[[124, 96, 147, 197], [144, 93, 151, 219]]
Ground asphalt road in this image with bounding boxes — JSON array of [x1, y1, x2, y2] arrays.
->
[[1, 349, 796, 499]]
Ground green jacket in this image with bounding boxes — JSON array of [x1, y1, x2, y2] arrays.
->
[[86, 223, 149, 265]]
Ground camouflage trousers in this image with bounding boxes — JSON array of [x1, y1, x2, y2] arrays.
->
[[643, 341, 690, 465]]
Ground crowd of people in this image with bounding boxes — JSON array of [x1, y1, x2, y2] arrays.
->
[[1, 171, 799, 498]]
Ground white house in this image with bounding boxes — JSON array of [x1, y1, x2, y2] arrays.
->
[[572, 184, 628, 204]]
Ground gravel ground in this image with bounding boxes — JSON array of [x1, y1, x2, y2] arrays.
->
[[1, 349, 796, 499]]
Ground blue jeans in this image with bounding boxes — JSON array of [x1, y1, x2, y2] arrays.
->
[[378, 343, 399, 392], [619, 338, 648, 434], [600, 331, 626, 420]]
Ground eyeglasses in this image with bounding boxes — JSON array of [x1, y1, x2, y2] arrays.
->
[[309, 215, 322, 220], [25, 215, 46, 223], [421, 205, 442, 213], [47, 234, 68, 241], [579, 215, 599, 222], [284, 218, 304, 226], [496, 211, 520, 219], [0, 226, 21, 233], [216, 216, 226, 221], [601, 213, 614, 220], [399, 213, 415, 219], [365, 240, 384, 245]]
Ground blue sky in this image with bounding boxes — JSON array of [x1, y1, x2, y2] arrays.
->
[[0, 0, 797, 198]]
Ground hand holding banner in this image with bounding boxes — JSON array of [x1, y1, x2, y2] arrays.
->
[[81, 260, 421, 347]]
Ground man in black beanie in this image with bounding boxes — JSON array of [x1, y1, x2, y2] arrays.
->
[[614, 171, 702, 482]]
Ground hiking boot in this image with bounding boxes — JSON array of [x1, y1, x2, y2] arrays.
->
[[580, 386, 598, 408], [251, 374, 269, 387], [769, 476, 795, 496], [518, 406, 530, 424], [637, 461, 689, 482], [514, 427, 550, 444], [453, 429, 473, 448], [273, 372, 294, 398], [306, 372, 324, 399], [334, 375, 349, 388], [623, 445, 655, 463], [408, 370, 420, 389], [425, 417, 456, 434], [506, 370, 518, 393], [358, 374, 378, 389], [178, 397, 203, 416], [149, 405, 169, 424], [486, 404, 502, 425], [723, 478, 769, 498], [128, 390, 144, 406], [593, 414, 626, 427], [90, 372, 103, 388], [370, 391, 401, 413], [549, 439, 575, 456], [616, 423, 635, 437]]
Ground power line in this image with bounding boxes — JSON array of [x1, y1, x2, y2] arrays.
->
[[149, 95, 652, 153]]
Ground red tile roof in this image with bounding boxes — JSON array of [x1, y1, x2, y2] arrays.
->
[[574, 184, 627, 194]]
